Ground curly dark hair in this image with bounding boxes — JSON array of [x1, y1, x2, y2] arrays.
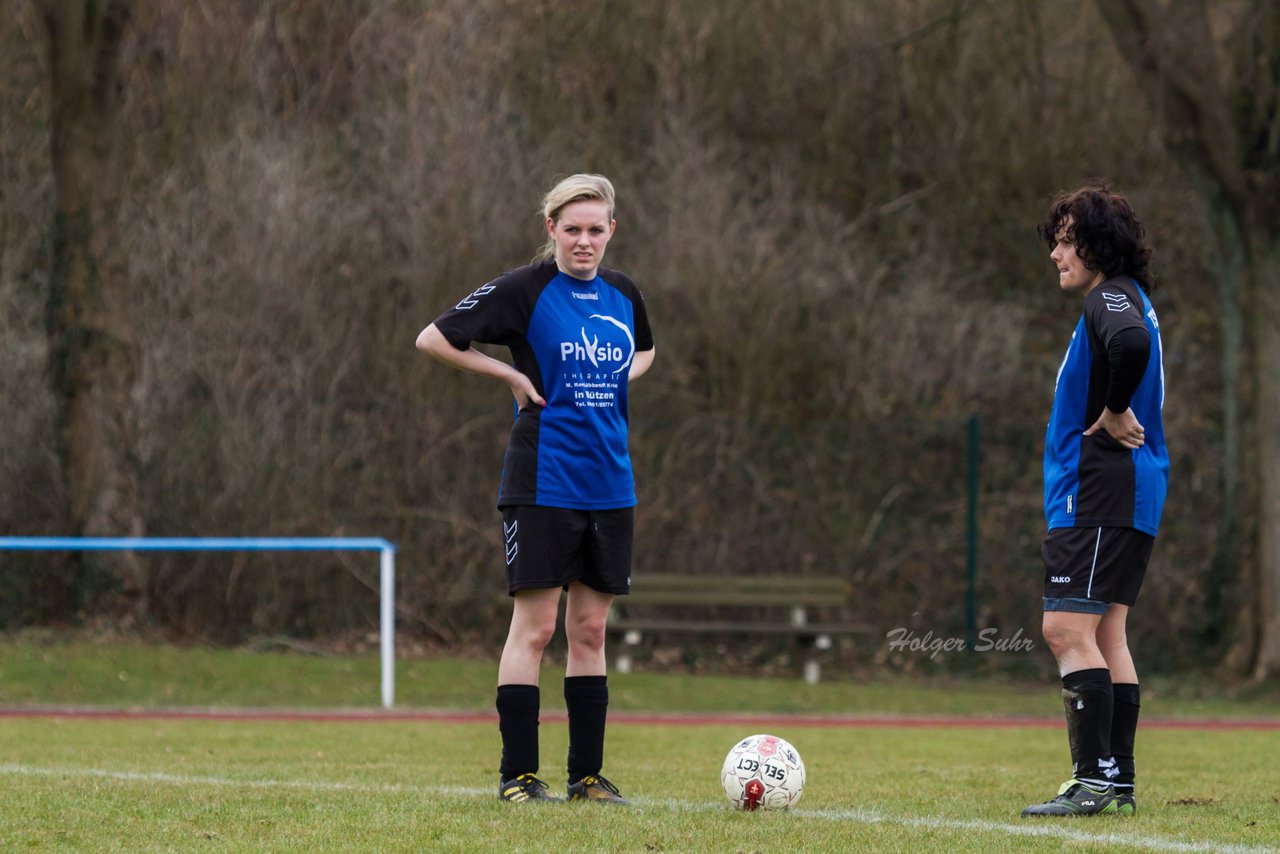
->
[[1038, 182, 1155, 293]]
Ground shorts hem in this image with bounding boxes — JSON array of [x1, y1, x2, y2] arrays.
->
[[578, 578, 629, 596], [508, 581, 629, 597], [508, 580, 564, 597], [1043, 596, 1109, 615]]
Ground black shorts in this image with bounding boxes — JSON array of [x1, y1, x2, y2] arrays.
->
[[1042, 526, 1154, 614], [500, 505, 634, 597]]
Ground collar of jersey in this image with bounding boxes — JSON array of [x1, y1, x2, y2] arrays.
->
[[554, 271, 600, 289]]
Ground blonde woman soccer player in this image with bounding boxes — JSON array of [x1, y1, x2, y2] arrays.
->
[[417, 174, 654, 803]]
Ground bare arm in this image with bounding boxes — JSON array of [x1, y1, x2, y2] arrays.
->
[[416, 323, 545, 408], [629, 347, 655, 381]]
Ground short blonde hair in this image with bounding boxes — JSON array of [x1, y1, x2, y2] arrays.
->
[[536, 174, 616, 261]]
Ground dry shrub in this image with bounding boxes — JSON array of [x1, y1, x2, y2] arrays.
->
[[0, 0, 1228, 668]]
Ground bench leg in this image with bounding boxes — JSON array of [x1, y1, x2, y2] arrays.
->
[[803, 634, 832, 684], [614, 629, 644, 674]]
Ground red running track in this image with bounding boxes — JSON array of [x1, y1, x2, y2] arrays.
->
[[2, 706, 1278, 730]]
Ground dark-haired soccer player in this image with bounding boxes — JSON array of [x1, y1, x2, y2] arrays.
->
[[417, 174, 654, 804], [1022, 183, 1167, 818]]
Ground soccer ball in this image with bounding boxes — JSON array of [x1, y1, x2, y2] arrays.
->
[[721, 733, 805, 810]]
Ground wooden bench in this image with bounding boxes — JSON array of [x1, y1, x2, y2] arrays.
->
[[606, 574, 871, 683]]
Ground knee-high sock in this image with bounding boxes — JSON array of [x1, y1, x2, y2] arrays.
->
[[1061, 668, 1116, 786], [565, 675, 608, 784], [1111, 682, 1140, 791], [497, 684, 540, 780]]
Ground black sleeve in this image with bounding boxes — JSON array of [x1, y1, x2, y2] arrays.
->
[[600, 268, 654, 350], [1104, 326, 1151, 413], [1083, 281, 1146, 348], [632, 284, 654, 351], [431, 266, 540, 351], [1084, 283, 1150, 414]]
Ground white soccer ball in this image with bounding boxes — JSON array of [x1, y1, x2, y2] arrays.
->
[[721, 733, 805, 810]]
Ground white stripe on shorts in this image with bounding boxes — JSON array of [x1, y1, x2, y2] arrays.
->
[[1086, 527, 1102, 599]]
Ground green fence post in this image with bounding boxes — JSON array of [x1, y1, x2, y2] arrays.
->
[[966, 414, 980, 650]]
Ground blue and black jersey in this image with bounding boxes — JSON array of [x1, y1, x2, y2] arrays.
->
[[1044, 277, 1168, 536], [433, 259, 653, 510]]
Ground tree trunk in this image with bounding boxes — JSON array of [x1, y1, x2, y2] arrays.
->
[[1245, 237, 1280, 677], [42, 0, 146, 618], [1097, 0, 1280, 676], [1201, 205, 1245, 659]]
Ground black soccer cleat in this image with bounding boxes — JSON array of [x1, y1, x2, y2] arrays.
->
[[499, 773, 562, 803], [567, 774, 629, 804], [1021, 779, 1118, 817], [1115, 791, 1137, 816]]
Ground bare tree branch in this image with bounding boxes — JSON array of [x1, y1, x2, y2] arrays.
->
[[1096, 0, 1248, 211]]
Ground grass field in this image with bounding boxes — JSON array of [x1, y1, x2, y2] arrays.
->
[[2, 637, 1279, 852]]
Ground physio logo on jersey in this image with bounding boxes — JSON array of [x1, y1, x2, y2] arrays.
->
[[559, 315, 635, 410], [559, 314, 635, 374]]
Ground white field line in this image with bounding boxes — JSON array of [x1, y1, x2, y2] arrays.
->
[[0, 763, 490, 798], [1, 764, 1274, 854]]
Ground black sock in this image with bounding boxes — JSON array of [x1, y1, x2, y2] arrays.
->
[[564, 675, 608, 784], [1061, 668, 1115, 787], [496, 684, 540, 780], [1111, 683, 1140, 791]]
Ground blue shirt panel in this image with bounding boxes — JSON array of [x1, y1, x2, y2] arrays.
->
[[524, 272, 638, 509], [1044, 319, 1090, 528], [1129, 289, 1168, 534], [1043, 283, 1168, 536]]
